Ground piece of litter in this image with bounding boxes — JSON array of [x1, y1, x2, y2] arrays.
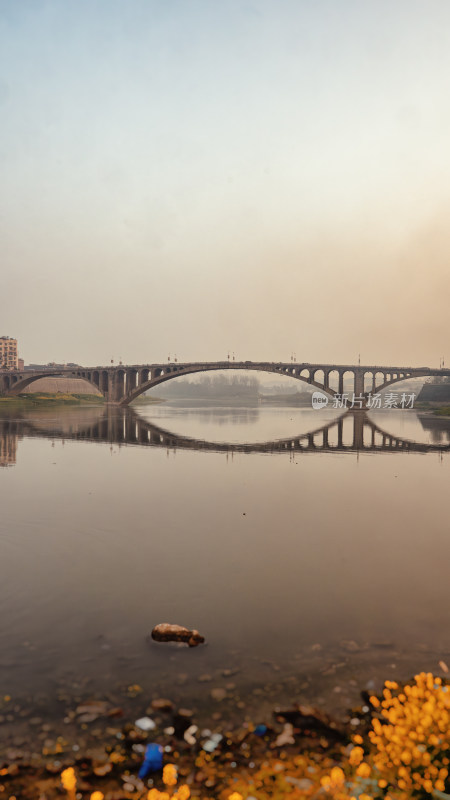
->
[[135, 717, 156, 731], [184, 724, 198, 745], [273, 723, 295, 747], [138, 743, 163, 778], [254, 724, 267, 736], [202, 733, 223, 752]]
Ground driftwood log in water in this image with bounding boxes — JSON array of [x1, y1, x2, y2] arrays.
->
[[151, 623, 205, 647]]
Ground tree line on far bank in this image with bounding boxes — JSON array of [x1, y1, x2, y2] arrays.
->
[[148, 373, 260, 399]]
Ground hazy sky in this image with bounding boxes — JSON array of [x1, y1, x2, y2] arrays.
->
[[1, 0, 450, 367]]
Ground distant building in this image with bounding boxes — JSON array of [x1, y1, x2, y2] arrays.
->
[[18, 358, 24, 370], [0, 337, 18, 370], [0, 432, 17, 467]]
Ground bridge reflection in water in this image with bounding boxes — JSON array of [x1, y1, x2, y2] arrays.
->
[[1, 408, 450, 463]]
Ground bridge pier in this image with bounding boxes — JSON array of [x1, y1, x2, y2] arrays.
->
[[337, 418, 344, 448], [354, 368, 364, 398], [106, 370, 125, 404]]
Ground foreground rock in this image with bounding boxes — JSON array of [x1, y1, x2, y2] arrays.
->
[[151, 623, 205, 647]]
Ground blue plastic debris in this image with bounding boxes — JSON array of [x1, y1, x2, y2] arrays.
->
[[138, 743, 164, 778], [254, 724, 267, 737]]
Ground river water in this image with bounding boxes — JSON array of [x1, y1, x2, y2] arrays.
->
[[1, 403, 450, 727]]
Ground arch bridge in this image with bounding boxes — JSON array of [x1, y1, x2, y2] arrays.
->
[[1, 361, 449, 406]]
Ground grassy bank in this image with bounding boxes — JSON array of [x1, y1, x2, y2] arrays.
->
[[433, 406, 450, 416], [0, 392, 104, 406]]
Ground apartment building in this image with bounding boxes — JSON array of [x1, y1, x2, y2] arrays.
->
[[0, 432, 17, 467], [0, 337, 18, 369]]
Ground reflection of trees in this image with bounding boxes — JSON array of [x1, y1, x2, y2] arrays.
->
[[155, 407, 260, 426], [2, 408, 450, 462], [418, 414, 450, 444]]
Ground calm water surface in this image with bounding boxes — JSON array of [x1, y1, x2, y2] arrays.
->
[[1, 403, 450, 720]]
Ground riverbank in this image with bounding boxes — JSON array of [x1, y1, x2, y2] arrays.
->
[[1, 671, 448, 799], [0, 393, 105, 406], [131, 396, 170, 405], [416, 401, 450, 414], [433, 406, 450, 416]]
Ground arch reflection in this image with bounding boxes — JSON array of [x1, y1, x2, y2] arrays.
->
[[1, 407, 450, 466]]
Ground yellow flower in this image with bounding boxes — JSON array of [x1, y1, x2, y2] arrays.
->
[[109, 751, 125, 763], [356, 762, 371, 778], [174, 785, 190, 800], [147, 793, 169, 800], [228, 794, 244, 800], [163, 763, 178, 787], [349, 746, 364, 766], [61, 767, 76, 792], [330, 766, 345, 785]]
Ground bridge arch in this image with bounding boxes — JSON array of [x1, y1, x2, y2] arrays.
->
[[2, 371, 104, 398], [327, 369, 339, 393], [118, 361, 434, 406], [120, 363, 340, 406], [313, 368, 325, 385], [370, 371, 423, 395], [364, 371, 374, 393], [341, 370, 354, 397]]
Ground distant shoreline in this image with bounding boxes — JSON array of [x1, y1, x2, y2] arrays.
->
[[2, 393, 449, 415], [135, 392, 312, 406]]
